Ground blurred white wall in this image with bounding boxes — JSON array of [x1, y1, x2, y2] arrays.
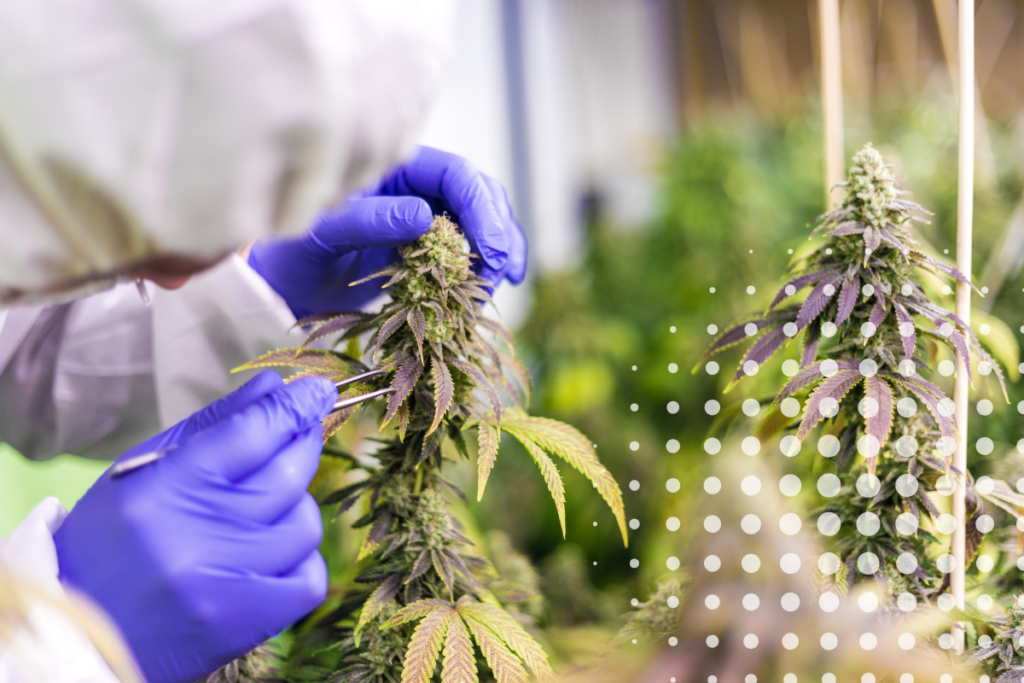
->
[[415, 0, 677, 325]]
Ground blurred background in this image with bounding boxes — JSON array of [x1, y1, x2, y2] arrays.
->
[[4, 0, 1024, 668]]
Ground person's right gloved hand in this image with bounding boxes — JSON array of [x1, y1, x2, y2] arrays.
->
[[53, 371, 337, 683]]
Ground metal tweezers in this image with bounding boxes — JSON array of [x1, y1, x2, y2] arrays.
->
[[109, 370, 393, 480]]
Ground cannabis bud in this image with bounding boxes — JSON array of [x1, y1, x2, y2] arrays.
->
[[234, 214, 626, 683]]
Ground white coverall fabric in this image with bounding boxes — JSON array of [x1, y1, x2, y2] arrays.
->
[[0, 498, 121, 683], [0, 0, 455, 305], [0, 254, 302, 461], [0, 0, 456, 674]]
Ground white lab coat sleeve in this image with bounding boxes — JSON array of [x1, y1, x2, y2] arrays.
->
[[0, 498, 122, 683], [0, 255, 302, 461]]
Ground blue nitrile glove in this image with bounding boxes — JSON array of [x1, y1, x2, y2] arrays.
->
[[53, 371, 336, 683], [248, 146, 528, 319]]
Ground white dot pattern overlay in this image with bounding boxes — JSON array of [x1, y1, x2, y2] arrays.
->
[[682, 338, 985, 681], [654, 279, 1014, 682]]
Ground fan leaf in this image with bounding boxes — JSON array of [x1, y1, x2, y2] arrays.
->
[[796, 277, 840, 329], [834, 275, 859, 326], [409, 307, 426, 361], [428, 354, 454, 436], [232, 348, 367, 381], [383, 357, 424, 429], [353, 574, 403, 645], [863, 375, 894, 473], [459, 603, 553, 681], [728, 326, 788, 389], [476, 422, 500, 501], [383, 599, 453, 630], [300, 312, 374, 349], [463, 616, 528, 683], [498, 409, 628, 546], [400, 607, 454, 683], [442, 615, 478, 683], [796, 369, 863, 440], [503, 430, 566, 538]]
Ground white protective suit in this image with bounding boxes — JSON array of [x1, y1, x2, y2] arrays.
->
[[0, 1, 456, 679]]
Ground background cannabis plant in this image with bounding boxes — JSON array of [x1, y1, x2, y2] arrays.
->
[[234, 215, 627, 683], [690, 143, 1024, 677]]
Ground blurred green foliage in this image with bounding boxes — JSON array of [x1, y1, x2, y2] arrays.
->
[[470, 98, 1024, 635]]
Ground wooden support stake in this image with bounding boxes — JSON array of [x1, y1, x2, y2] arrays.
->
[[819, 0, 844, 209], [952, 0, 974, 656]]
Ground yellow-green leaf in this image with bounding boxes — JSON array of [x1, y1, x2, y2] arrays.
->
[[442, 615, 478, 683], [231, 348, 365, 381], [463, 616, 527, 683], [356, 532, 380, 562], [499, 409, 627, 546], [476, 423, 500, 501], [382, 599, 453, 630], [460, 603, 552, 681], [502, 429, 566, 538], [401, 608, 453, 683]]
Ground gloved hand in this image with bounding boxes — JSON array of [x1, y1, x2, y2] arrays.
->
[[249, 146, 528, 319], [54, 371, 336, 683]]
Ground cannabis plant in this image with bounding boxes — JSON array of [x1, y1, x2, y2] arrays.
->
[[698, 144, 1017, 605], [235, 215, 627, 683]]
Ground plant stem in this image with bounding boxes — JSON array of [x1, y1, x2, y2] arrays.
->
[[952, 0, 974, 655], [818, 0, 843, 210]]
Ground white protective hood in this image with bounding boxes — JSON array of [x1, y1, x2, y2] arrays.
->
[[0, 0, 455, 305]]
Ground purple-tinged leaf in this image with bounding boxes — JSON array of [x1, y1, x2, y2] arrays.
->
[[796, 277, 841, 329], [796, 369, 863, 440], [294, 311, 346, 328], [801, 323, 819, 367], [863, 376, 894, 474], [427, 354, 454, 436], [877, 228, 909, 258], [928, 323, 973, 385], [369, 306, 410, 355], [834, 275, 859, 326], [909, 251, 982, 293], [408, 307, 426, 361], [774, 364, 826, 403], [693, 308, 798, 370], [828, 221, 865, 237], [864, 226, 881, 253], [382, 357, 424, 428], [301, 312, 375, 349], [868, 300, 887, 328], [883, 373, 956, 441], [887, 198, 927, 214], [729, 326, 788, 389], [349, 264, 401, 287], [448, 357, 502, 428], [768, 269, 838, 310], [893, 302, 916, 358]]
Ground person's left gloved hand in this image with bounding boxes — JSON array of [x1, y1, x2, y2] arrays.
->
[[248, 146, 528, 319]]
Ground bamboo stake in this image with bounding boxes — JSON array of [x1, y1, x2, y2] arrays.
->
[[952, 0, 974, 656], [819, 0, 844, 209]]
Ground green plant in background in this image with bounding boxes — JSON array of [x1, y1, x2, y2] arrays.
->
[[230, 216, 626, 683], [699, 143, 1024, 670]]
